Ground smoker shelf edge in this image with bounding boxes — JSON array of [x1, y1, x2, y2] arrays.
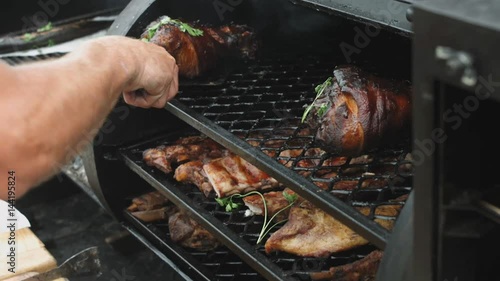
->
[[120, 151, 296, 281], [123, 211, 214, 281], [164, 99, 390, 249], [123, 224, 195, 281]]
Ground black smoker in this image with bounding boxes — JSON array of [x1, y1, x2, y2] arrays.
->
[[71, 0, 500, 281]]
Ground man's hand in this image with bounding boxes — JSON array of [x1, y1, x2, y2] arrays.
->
[[122, 39, 179, 108], [78, 36, 179, 108]]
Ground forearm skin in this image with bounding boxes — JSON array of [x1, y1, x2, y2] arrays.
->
[[0, 39, 136, 199]]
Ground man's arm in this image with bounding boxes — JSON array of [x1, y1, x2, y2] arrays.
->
[[0, 36, 179, 199]]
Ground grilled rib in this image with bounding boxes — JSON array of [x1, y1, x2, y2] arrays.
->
[[264, 202, 399, 257], [243, 188, 300, 221], [310, 250, 383, 281], [142, 16, 258, 78], [174, 160, 214, 197], [204, 154, 279, 198], [304, 66, 411, 156], [143, 136, 226, 174]]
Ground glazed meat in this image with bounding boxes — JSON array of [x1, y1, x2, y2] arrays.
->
[[264, 202, 398, 257], [142, 16, 258, 78], [303, 66, 411, 156], [204, 154, 279, 198], [243, 188, 300, 221], [174, 160, 214, 197], [168, 208, 220, 251], [127, 191, 169, 212], [143, 136, 226, 174], [310, 250, 383, 281]]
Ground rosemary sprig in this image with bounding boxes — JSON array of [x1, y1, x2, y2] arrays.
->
[[301, 77, 333, 123], [215, 190, 298, 244]]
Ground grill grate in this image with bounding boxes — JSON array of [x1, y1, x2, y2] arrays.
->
[[121, 132, 411, 281], [121, 49, 413, 280], [1, 52, 66, 65]]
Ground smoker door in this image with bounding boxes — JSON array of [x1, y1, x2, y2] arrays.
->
[[412, 1, 500, 281]]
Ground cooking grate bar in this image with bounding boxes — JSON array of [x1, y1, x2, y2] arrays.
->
[[120, 150, 297, 281], [123, 211, 213, 281], [165, 99, 389, 249]]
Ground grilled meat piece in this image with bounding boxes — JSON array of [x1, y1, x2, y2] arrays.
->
[[304, 66, 411, 156], [168, 208, 220, 251], [310, 250, 383, 281], [127, 191, 169, 212], [204, 154, 280, 198], [142, 147, 172, 173], [131, 207, 170, 223], [143, 136, 225, 174], [174, 160, 214, 197], [264, 202, 398, 257], [142, 16, 258, 78], [243, 188, 300, 221]]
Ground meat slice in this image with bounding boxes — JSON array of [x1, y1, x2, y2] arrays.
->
[[303, 66, 411, 156], [174, 160, 213, 197], [142, 16, 258, 78], [204, 154, 279, 198], [264, 202, 397, 257], [143, 147, 172, 173], [168, 208, 220, 251], [143, 136, 226, 174], [243, 188, 300, 221], [310, 250, 383, 281], [127, 191, 169, 212]]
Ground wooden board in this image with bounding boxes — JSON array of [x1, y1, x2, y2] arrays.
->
[[0, 228, 65, 281]]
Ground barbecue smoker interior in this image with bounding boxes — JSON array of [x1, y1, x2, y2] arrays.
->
[[83, 0, 413, 280]]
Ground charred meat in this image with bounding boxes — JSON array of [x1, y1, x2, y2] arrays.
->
[[243, 188, 300, 221], [303, 66, 411, 156], [168, 207, 220, 251], [310, 250, 383, 281], [143, 136, 226, 174], [142, 16, 258, 78], [204, 154, 279, 198], [127, 191, 169, 212], [265, 202, 398, 257], [174, 160, 214, 197]]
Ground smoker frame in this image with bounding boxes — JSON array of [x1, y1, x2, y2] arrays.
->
[[78, 0, 500, 280], [413, 1, 500, 281], [81, 0, 414, 280]]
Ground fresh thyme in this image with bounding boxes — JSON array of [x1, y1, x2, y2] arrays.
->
[[301, 77, 334, 123], [143, 16, 203, 42], [216, 190, 298, 244]]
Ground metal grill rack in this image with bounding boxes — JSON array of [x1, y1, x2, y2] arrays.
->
[[119, 51, 413, 281]]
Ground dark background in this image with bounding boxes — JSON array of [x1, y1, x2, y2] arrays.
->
[[0, 0, 131, 35]]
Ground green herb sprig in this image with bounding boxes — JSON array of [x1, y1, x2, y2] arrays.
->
[[143, 16, 203, 42], [37, 22, 53, 32], [216, 190, 298, 244], [22, 33, 35, 42], [301, 77, 334, 123]]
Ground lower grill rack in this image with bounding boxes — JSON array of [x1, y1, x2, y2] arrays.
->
[[119, 129, 411, 281]]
